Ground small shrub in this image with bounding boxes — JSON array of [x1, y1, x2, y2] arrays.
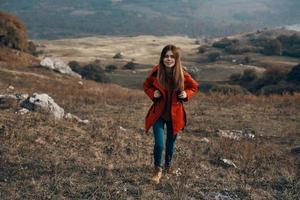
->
[[277, 34, 300, 58], [224, 45, 257, 54], [0, 12, 28, 51], [260, 84, 300, 95], [197, 46, 207, 53], [68, 61, 82, 73], [123, 61, 136, 70], [287, 63, 300, 83], [27, 41, 38, 56], [210, 84, 248, 95], [212, 38, 239, 49], [207, 51, 221, 62], [105, 64, 117, 72], [260, 67, 287, 85], [261, 38, 282, 56], [241, 69, 258, 82], [81, 63, 110, 83], [229, 73, 242, 83], [244, 56, 251, 64], [199, 82, 216, 93]]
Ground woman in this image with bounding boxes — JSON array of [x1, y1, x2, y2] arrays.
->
[[143, 44, 198, 184]]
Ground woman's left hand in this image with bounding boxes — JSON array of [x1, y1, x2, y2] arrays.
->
[[177, 91, 187, 99]]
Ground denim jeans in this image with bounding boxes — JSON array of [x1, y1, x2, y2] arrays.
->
[[153, 117, 177, 167]]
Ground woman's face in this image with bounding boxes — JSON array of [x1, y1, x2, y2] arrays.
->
[[163, 50, 175, 68]]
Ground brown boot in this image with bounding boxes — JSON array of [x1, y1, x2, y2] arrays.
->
[[149, 166, 162, 184], [165, 165, 176, 175]]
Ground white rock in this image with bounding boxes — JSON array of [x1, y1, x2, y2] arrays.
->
[[8, 85, 14, 90], [18, 108, 29, 115], [221, 158, 238, 169], [21, 93, 64, 119], [120, 126, 126, 132], [200, 137, 210, 143], [35, 137, 46, 145], [78, 81, 83, 85], [40, 57, 81, 78], [216, 129, 255, 140], [64, 113, 89, 124]]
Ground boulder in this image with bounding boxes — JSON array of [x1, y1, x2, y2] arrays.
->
[[113, 52, 124, 59], [21, 93, 64, 119], [40, 57, 81, 78], [216, 129, 255, 140], [64, 113, 89, 124]]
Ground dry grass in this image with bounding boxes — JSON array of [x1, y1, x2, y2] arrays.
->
[[0, 66, 300, 199]]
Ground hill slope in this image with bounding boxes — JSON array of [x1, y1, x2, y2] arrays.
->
[[0, 56, 299, 199]]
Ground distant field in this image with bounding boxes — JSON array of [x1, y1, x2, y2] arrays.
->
[[35, 34, 300, 90]]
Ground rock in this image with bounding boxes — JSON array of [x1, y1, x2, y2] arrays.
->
[[78, 81, 83, 85], [216, 129, 255, 140], [205, 191, 239, 200], [40, 57, 81, 78], [21, 93, 64, 119], [15, 93, 29, 102], [211, 157, 238, 169], [35, 137, 46, 145], [120, 126, 126, 132], [8, 85, 14, 90], [221, 158, 238, 168], [113, 52, 124, 59], [17, 108, 30, 115], [200, 137, 210, 143], [64, 113, 89, 124]]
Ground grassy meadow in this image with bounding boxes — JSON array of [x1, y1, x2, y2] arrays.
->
[[0, 65, 299, 199]]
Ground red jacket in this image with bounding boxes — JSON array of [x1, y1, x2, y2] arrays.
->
[[143, 65, 199, 136]]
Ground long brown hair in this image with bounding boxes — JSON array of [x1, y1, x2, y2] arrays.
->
[[158, 45, 184, 91]]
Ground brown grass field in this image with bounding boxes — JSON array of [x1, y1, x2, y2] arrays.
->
[[0, 61, 299, 199]]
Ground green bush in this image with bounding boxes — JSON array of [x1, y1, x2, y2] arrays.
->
[[105, 64, 117, 72], [241, 69, 258, 82], [287, 64, 300, 83], [277, 34, 300, 58], [261, 38, 282, 56], [260, 84, 300, 95], [229, 73, 242, 83], [212, 38, 239, 49], [198, 82, 215, 93], [197, 45, 209, 53], [210, 84, 249, 95], [260, 67, 287, 85], [224, 45, 257, 54], [207, 51, 221, 62], [81, 64, 110, 83], [123, 61, 136, 70], [68, 61, 82, 73], [0, 12, 28, 51]]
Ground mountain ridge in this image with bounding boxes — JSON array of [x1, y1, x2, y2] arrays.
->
[[1, 0, 300, 39]]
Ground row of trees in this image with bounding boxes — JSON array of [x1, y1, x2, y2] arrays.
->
[[228, 64, 300, 95], [211, 33, 300, 58]]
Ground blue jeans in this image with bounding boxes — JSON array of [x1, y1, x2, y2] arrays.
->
[[153, 117, 177, 167]]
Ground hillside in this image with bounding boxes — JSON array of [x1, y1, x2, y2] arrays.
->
[[34, 29, 300, 91], [1, 0, 300, 39], [0, 55, 300, 199]]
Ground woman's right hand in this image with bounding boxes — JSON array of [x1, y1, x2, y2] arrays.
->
[[154, 90, 161, 98]]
